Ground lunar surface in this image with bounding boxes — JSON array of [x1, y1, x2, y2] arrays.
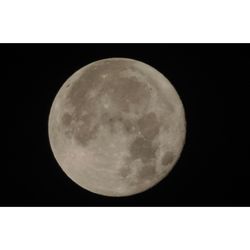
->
[[48, 58, 186, 197]]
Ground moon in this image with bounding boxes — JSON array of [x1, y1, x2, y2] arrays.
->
[[48, 58, 186, 197]]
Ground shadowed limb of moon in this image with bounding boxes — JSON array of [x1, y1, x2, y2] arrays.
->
[[48, 58, 186, 197]]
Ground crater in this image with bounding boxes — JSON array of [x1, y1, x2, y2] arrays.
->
[[100, 113, 137, 135], [75, 124, 98, 147], [61, 113, 73, 126], [129, 136, 157, 163], [138, 112, 160, 140], [122, 118, 137, 134], [137, 163, 156, 180], [67, 68, 103, 117], [74, 114, 98, 146], [161, 151, 174, 166], [119, 165, 132, 178], [110, 77, 149, 112], [100, 113, 122, 133], [64, 128, 74, 139]]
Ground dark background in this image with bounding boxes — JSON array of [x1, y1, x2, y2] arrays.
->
[[3, 44, 250, 206]]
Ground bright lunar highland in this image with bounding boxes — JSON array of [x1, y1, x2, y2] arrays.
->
[[48, 58, 186, 196]]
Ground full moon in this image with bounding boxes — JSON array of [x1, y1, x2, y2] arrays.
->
[[48, 58, 186, 197]]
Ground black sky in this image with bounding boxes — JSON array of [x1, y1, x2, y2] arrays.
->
[[3, 44, 250, 206]]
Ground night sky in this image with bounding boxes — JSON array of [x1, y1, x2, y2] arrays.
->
[[3, 44, 250, 206]]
